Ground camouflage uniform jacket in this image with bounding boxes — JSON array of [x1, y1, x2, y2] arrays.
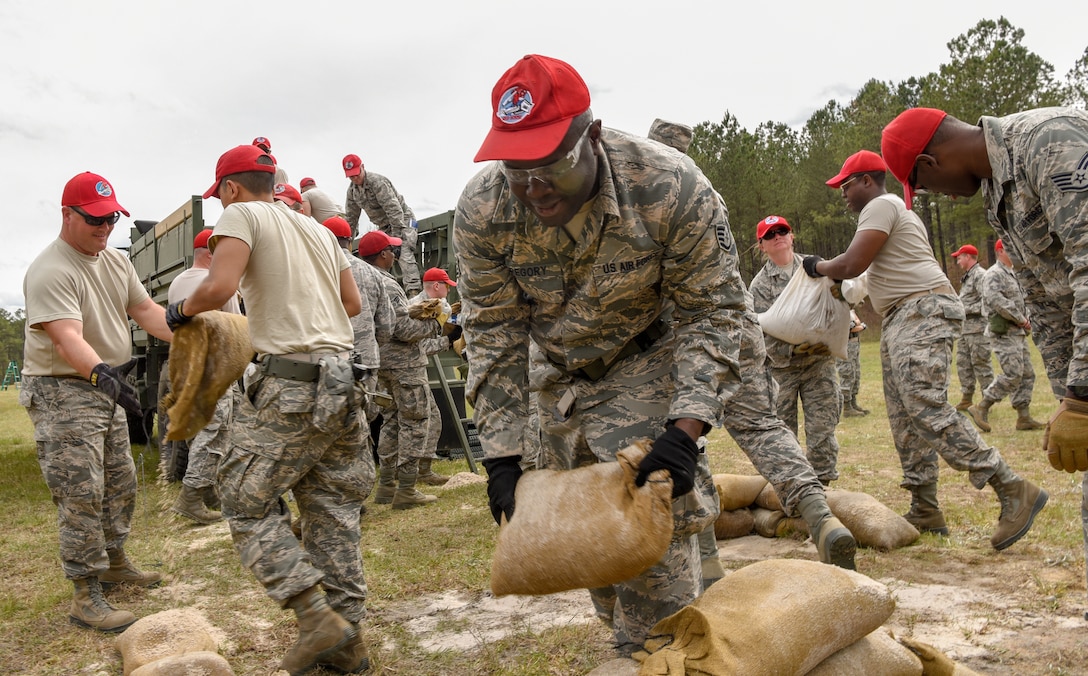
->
[[982, 262, 1028, 336], [978, 107, 1088, 384], [370, 264, 439, 368], [345, 171, 416, 235], [959, 263, 988, 335], [453, 127, 746, 458], [348, 254, 395, 370]]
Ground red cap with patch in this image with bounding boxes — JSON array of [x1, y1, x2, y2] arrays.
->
[[473, 54, 591, 163], [62, 172, 130, 217], [755, 215, 791, 240], [342, 154, 363, 177], [252, 136, 272, 152], [880, 108, 948, 209], [273, 183, 303, 206], [204, 145, 276, 199], [300, 177, 316, 188], [825, 150, 887, 188], [423, 267, 457, 286]]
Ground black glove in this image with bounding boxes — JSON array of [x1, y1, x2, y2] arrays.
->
[[483, 456, 523, 525], [802, 255, 825, 278], [166, 299, 192, 331], [636, 425, 700, 498], [446, 325, 463, 345], [90, 360, 142, 416]]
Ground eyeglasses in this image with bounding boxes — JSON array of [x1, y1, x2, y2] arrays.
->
[[761, 227, 790, 241], [70, 205, 121, 227], [839, 176, 860, 193], [383, 245, 402, 259], [501, 125, 592, 186], [909, 157, 929, 195]]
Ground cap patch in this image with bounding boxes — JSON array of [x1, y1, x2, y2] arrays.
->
[[497, 86, 534, 125], [763, 216, 780, 225], [345, 160, 356, 170], [96, 181, 112, 197], [274, 184, 286, 195], [1051, 151, 1088, 192]]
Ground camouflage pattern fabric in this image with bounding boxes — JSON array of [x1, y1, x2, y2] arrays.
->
[[345, 171, 421, 293], [375, 365, 440, 464], [21, 376, 137, 580], [347, 254, 393, 370], [879, 294, 1003, 489], [217, 365, 373, 623], [956, 263, 994, 396], [184, 384, 236, 490], [837, 337, 862, 401], [750, 255, 843, 484], [981, 262, 1036, 408]]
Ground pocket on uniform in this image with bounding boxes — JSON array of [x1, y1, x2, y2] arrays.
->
[[17, 388, 33, 408], [218, 441, 286, 518]]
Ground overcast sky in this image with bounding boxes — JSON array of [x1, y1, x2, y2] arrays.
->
[[2, 1, 1084, 311]]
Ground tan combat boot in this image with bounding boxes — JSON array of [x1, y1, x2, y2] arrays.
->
[[319, 622, 371, 674], [417, 458, 451, 486], [171, 485, 223, 525], [280, 586, 357, 676], [966, 398, 993, 432], [70, 577, 136, 633], [373, 462, 396, 505], [955, 393, 973, 412], [988, 465, 1048, 551], [391, 460, 438, 510], [1015, 406, 1045, 431], [797, 494, 856, 570], [100, 550, 162, 589], [903, 483, 949, 535]]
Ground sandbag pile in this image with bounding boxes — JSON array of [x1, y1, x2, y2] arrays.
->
[[115, 608, 233, 675]]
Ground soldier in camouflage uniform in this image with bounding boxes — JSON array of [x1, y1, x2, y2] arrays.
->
[[837, 309, 869, 417], [810, 148, 1047, 553], [22, 172, 172, 633], [749, 215, 844, 485], [951, 244, 993, 412], [455, 55, 747, 654], [966, 239, 1045, 432], [171, 145, 371, 675], [883, 106, 1088, 601], [359, 231, 444, 510], [342, 154, 422, 295]]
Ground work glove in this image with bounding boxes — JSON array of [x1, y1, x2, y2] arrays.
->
[[483, 456, 523, 525], [1043, 396, 1088, 472], [802, 255, 824, 278], [793, 342, 830, 357], [635, 425, 699, 498], [408, 297, 444, 320], [90, 360, 143, 417], [452, 335, 467, 358], [165, 299, 192, 331], [446, 325, 463, 343], [449, 301, 462, 316]]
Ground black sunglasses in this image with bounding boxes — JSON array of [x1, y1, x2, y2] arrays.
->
[[761, 227, 790, 241], [71, 205, 121, 226]]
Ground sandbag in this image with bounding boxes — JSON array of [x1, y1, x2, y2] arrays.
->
[[754, 482, 783, 511], [130, 652, 234, 676], [163, 312, 254, 441], [751, 508, 786, 538], [490, 441, 674, 597], [115, 609, 219, 676], [714, 508, 754, 540], [807, 629, 922, 676], [713, 474, 768, 511], [757, 268, 852, 360], [898, 637, 984, 676], [638, 559, 895, 676], [826, 489, 920, 551]]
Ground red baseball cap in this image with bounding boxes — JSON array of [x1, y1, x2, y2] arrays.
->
[[193, 229, 213, 249], [300, 177, 316, 188], [358, 230, 402, 257], [995, 239, 1004, 252], [204, 145, 276, 199], [825, 150, 888, 188], [322, 216, 352, 239], [342, 154, 363, 177], [951, 244, 978, 257], [881, 108, 948, 209], [423, 267, 457, 286], [473, 54, 591, 163], [252, 136, 272, 152], [273, 183, 303, 206], [755, 215, 791, 240], [62, 172, 130, 217]]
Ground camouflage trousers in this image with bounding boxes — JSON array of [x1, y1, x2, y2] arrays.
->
[[880, 295, 1002, 489], [376, 365, 440, 465], [983, 332, 1036, 409], [724, 315, 825, 514], [218, 370, 374, 623], [956, 331, 993, 397], [836, 338, 862, 400], [387, 222, 421, 295], [183, 384, 237, 490], [770, 354, 842, 484], [535, 341, 717, 649], [21, 376, 137, 580]]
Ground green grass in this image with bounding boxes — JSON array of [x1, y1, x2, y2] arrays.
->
[[1, 338, 1085, 674]]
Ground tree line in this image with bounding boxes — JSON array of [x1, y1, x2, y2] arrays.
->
[[0, 308, 25, 373], [689, 17, 1088, 285]]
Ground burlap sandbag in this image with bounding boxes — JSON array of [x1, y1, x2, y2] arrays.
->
[[807, 629, 922, 676], [713, 474, 768, 511], [115, 609, 219, 676], [899, 637, 984, 675], [490, 441, 673, 596], [638, 559, 895, 675], [162, 311, 254, 441], [751, 507, 786, 538], [826, 489, 920, 551], [754, 482, 783, 511], [714, 508, 754, 539], [130, 651, 234, 676]]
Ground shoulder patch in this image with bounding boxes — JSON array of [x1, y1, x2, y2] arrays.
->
[[716, 222, 736, 253], [1050, 151, 1088, 192]]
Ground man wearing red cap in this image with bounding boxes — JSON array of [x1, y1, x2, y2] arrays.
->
[[805, 149, 1047, 552], [302, 178, 345, 224], [165, 229, 243, 525], [168, 145, 370, 675], [951, 243, 993, 412], [967, 239, 1045, 433], [342, 154, 422, 295], [274, 183, 306, 214], [22, 172, 173, 633], [358, 231, 445, 509], [454, 54, 748, 653]]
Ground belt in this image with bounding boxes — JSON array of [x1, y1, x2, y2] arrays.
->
[[258, 352, 350, 382], [889, 285, 956, 314], [559, 318, 668, 382]]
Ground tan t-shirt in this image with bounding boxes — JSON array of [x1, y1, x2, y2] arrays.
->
[[167, 266, 241, 314], [857, 194, 951, 315], [22, 239, 148, 376], [302, 188, 344, 224], [211, 201, 352, 355]]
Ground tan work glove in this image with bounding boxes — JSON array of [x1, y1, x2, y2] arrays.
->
[[1043, 397, 1088, 472], [449, 301, 462, 316], [408, 297, 444, 320], [793, 342, 830, 357], [452, 335, 467, 358]]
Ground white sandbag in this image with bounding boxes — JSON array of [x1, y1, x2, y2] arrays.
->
[[757, 268, 851, 360], [841, 271, 869, 305]]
